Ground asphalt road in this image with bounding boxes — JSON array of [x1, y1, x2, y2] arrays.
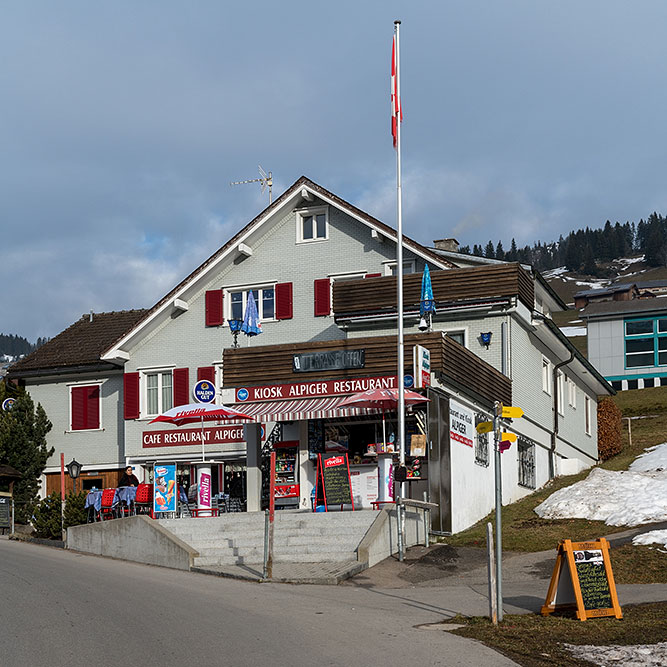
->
[[0, 538, 518, 667]]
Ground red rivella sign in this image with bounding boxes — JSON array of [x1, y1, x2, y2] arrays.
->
[[142, 425, 254, 448], [325, 455, 345, 468], [234, 375, 399, 403]]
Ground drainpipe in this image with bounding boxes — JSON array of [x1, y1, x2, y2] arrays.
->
[[551, 352, 575, 479]]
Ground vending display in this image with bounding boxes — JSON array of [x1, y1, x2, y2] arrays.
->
[[274, 441, 299, 505]]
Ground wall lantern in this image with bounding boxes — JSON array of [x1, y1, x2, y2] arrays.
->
[[66, 458, 82, 493], [228, 318, 243, 348], [480, 332, 493, 349]]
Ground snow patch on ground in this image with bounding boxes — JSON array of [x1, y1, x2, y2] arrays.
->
[[565, 642, 667, 666], [542, 266, 569, 278], [633, 529, 667, 549], [574, 279, 610, 289], [535, 444, 667, 527]]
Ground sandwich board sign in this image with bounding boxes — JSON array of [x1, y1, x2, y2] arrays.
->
[[541, 538, 622, 620], [316, 453, 354, 511]]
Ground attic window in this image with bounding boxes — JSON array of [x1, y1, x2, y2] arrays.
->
[[297, 207, 328, 243]]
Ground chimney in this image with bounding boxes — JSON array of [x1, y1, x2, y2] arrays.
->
[[433, 238, 459, 252]]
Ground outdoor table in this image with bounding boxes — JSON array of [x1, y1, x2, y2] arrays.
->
[[85, 490, 103, 511], [116, 485, 138, 514]]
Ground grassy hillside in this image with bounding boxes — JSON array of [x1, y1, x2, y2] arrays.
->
[[445, 386, 667, 583]]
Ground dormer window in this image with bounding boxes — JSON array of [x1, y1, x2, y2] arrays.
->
[[297, 207, 328, 243]]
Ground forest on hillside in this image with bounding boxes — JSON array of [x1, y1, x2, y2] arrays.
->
[[461, 212, 667, 274], [0, 333, 47, 358]]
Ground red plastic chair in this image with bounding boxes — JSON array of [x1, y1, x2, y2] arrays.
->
[[134, 483, 153, 517], [99, 488, 118, 521]]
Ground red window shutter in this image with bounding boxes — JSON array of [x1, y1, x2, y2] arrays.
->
[[314, 278, 331, 316], [365, 273, 382, 278], [124, 373, 140, 420], [71, 387, 86, 430], [173, 368, 189, 407], [205, 289, 224, 326], [197, 366, 215, 383], [275, 282, 293, 320], [86, 386, 100, 429]]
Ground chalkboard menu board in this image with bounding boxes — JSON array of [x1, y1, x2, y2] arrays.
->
[[317, 453, 354, 510], [0, 496, 11, 529], [575, 553, 612, 611], [541, 538, 622, 621]]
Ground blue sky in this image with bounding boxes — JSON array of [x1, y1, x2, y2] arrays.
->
[[3, 1, 667, 340]]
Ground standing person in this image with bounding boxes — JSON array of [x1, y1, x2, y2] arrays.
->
[[118, 465, 140, 487]]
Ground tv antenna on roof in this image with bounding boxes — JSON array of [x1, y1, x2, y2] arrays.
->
[[230, 165, 273, 203]]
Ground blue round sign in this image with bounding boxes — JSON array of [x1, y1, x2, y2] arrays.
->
[[237, 388, 249, 401], [193, 380, 216, 403], [404, 374, 414, 389], [2, 398, 16, 412]]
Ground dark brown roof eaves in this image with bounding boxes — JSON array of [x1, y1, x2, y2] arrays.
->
[[580, 298, 667, 319], [101, 176, 456, 356], [8, 309, 147, 377]]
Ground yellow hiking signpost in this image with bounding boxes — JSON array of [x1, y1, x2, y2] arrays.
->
[[476, 421, 493, 434], [492, 402, 524, 624]]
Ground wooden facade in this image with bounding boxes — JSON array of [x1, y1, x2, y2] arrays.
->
[[45, 469, 123, 496], [223, 331, 511, 406], [333, 263, 535, 316]]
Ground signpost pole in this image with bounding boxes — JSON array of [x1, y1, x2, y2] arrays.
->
[[486, 521, 497, 625], [267, 451, 276, 579], [60, 453, 66, 541], [493, 400, 503, 622]]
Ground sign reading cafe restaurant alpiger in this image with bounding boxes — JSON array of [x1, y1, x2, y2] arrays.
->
[[293, 349, 365, 373]]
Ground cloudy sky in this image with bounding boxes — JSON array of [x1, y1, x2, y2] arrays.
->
[[3, 1, 667, 341]]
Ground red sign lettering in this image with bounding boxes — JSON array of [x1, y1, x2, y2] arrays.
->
[[142, 425, 253, 448], [235, 376, 398, 403]]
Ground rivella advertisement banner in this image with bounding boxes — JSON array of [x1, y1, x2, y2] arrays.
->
[[153, 463, 177, 513]]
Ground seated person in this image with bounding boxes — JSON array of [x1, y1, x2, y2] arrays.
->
[[118, 466, 140, 487]]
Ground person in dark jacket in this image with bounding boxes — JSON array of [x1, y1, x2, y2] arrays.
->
[[118, 466, 140, 487]]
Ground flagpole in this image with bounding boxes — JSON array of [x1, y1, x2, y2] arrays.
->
[[394, 19, 407, 557]]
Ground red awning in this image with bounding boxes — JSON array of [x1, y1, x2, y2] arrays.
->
[[228, 395, 382, 423]]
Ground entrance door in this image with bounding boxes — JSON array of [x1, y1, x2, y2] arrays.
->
[[427, 388, 451, 534]]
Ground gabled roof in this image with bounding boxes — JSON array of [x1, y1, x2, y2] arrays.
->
[[8, 310, 147, 378], [101, 176, 457, 360]]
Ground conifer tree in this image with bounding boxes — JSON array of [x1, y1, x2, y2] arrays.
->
[[0, 385, 53, 523]]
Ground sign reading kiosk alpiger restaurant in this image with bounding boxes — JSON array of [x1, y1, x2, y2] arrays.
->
[[234, 375, 401, 402]]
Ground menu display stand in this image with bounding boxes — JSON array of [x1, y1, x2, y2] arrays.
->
[[315, 453, 354, 512], [541, 538, 622, 621]]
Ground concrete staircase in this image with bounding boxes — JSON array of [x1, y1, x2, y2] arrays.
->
[[157, 510, 378, 569]]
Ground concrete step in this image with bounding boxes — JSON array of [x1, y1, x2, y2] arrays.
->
[[194, 550, 358, 567]]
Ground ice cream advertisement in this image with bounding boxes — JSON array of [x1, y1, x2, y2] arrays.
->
[[153, 463, 177, 513]]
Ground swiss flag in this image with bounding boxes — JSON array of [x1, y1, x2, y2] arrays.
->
[[391, 35, 402, 148]]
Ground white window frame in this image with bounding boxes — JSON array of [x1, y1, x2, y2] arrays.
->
[[224, 282, 277, 323], [328, 271, 367, 315], [383, 259, 416, 276], [568, 377, 577, 409], [296, 207, 329, 244], [67, 381, 103, 432], [557, 371, 565, 416], [140, 366, 175, 419], [443, 328, 468, 348], [585, 396, 592, 436], [542, 357, 552, 395]]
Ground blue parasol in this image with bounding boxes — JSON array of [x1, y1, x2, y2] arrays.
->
[[241, 291, 262, 337], [420, 264, 436, 315]]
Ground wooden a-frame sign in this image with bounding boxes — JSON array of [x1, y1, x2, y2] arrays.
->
[[541, 538, 622, 621]]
